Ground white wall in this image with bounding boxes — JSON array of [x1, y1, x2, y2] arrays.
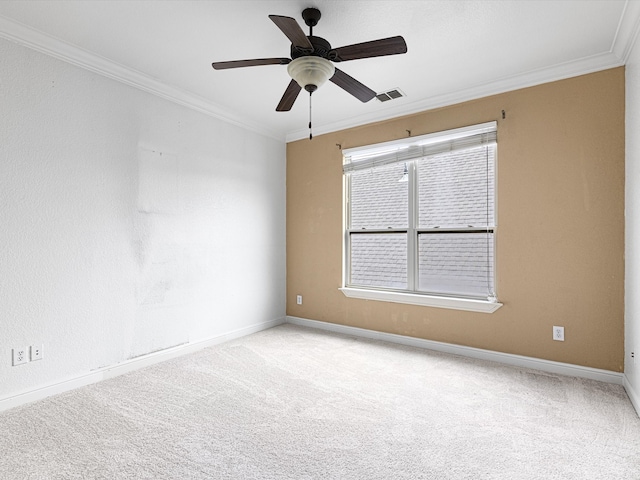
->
[[626, 33, 640, 414], [0, 38, 286, 401]]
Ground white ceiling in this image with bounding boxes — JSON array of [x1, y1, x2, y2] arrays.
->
[[0, 0, 638, 142]]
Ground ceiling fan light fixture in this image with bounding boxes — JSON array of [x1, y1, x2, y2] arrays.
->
[[287, 56, 335, 93], [212, 9, 407, 113]]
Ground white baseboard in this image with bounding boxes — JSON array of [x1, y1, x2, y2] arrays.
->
[[0, 317, 286, 413], [286, 316, 625, 386], [623, 374, 640, 417], [5, 316, 633, 417]]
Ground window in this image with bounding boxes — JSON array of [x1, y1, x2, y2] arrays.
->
[[341, 122, 501, 313]]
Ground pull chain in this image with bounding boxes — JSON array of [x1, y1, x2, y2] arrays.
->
[[309, 92, 313, 140]]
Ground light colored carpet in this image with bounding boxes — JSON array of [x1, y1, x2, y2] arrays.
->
[[0, 324, 638, 479]]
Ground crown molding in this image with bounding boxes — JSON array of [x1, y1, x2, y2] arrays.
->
[[286, 1, 640, 143], [0, 15, 284, 142], [3, 1, 639, 146], [286, 50, 625, 142], [613, 0, 640, 64]]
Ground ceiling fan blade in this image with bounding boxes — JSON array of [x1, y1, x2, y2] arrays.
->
[[331, 36, 407, 62], [330, 68, 376, 103], [269, 15, 314, 51], [276, 79, 302, 111], [212, 58, 290, 70]]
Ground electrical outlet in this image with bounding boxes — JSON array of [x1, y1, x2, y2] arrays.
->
[[30, 344, 43, 361], [296, 295, 303, 305], [12, 348, 28, 366], [632, 351, 636, 365], [553, 326, 565, 342]]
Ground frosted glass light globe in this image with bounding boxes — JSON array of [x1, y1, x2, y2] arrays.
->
[[287, 56, 335, 92]]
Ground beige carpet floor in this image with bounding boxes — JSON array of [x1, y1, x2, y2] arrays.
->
[[0, 324, 638, 479]]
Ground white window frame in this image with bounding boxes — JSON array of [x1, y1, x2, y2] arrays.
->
[[340, 122, 502, 314]]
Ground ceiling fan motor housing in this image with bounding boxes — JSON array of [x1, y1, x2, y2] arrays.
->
[[291, 36, 332, 60]]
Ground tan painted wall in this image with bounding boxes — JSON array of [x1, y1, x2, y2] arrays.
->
[[286, 68, 625, 372]]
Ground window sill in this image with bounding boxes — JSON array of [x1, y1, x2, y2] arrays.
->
[[339, 287, 503, 313]]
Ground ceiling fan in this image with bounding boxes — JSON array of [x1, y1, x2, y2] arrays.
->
[[211, 7, 407, 116]]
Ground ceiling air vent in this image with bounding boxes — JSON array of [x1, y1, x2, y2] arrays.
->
[[376, 88, 405, 102]]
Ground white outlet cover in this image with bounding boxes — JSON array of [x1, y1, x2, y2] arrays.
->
[[553, 326, 565, 341], [296, 295, 302, 305], [31, 344, 43, 361], [12, 348, 28, 366]]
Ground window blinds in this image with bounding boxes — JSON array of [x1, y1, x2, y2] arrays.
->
[[343, 121, 497, 173]]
